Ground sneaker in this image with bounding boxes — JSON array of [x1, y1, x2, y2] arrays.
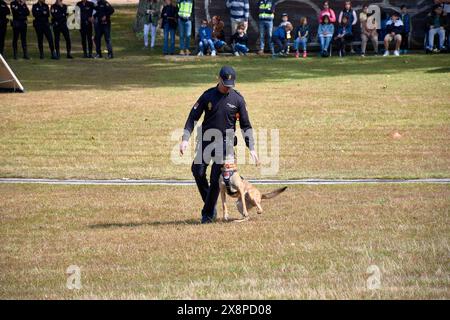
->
[[383, 50, 389, 57], [179, 49, 185, 55], [107, 53, 114, 59], [393, 50, 400, 56], [67, 54, 73, 59], [234, 51, 240, 56], [23, 54, 30, 60], [94, 54, 102, 59], [361, 52, 366, 57], [303, 51, 307, 58], [257, 49, 264, 55], [185, 49, 191, 55], [211, 50, 216, 56], [295, 51, 299, 58], [197, 51, 203, 56]]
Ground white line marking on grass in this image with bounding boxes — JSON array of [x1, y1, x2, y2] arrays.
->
[[0, 178, 449, 186]]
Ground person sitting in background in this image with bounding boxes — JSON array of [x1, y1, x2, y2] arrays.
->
[[279, 12, 290, 27], [359, 4, 378, 56], [211, 15, 226, 51], [426, 5, 447, 53], [338, 1, 357, 53], [400, 4, 411, 54], [383, 12, 403, 56], [293, 16, 309, 58], [160, 0, 177, 55], [318, 14, 334, 57], [334, 15, 352, 57], [231, 22, 249, 56], [318, 0, 336, 23], [271, 22, 292, 56], [197, 18, 216, 56]]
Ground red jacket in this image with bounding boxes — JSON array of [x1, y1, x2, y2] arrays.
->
[[318, 8, 336, 23]]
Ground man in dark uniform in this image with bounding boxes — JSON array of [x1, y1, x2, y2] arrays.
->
[[51, 0, 72, 59], [10, 0, 29, 59], [180, 66, 259, 224], [0, 0, 11, 57], [93, 0, 114, 59], [76, 0, 94, 58], [32, 0, 57, 59]]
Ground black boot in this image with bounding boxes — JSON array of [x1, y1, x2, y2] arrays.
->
[[23, 49, 30, 60], [67, 52, 73, 59], [51, 51, 58, 60]]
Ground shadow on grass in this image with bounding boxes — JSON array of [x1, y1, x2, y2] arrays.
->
[[425, 66, 450, 73], [88, 217, 248, 228], [89, 218, 200, 228]]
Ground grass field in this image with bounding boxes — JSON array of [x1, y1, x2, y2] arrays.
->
[[0, 184, 449, 299], [0, 6, 449, 299]]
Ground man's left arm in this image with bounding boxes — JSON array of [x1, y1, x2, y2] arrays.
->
[[238, 98, 259, 164]]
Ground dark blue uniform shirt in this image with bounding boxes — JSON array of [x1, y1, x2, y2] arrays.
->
[[183, 86, 254, 150]]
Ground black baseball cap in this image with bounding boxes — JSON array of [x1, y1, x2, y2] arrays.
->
[[219, 66, 236, 87]]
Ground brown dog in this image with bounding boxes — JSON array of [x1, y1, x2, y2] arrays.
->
[[219, 162, 287, 221]]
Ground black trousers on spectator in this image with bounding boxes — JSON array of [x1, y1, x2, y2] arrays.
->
[[271, 35, 287, 54], [53, 24, 71, 56], [95, 22, 112, 56], [80, 21, 93, 55], [34, 22, 55, 56], [337, 34, 353, 53], [400, 32, 409, 50], [12, 22, 27, 57], [0, 22, 6, 56]]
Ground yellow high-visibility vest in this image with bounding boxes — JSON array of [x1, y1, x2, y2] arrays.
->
[[178, 0, 193, 19], [259, 1, 274, 20]]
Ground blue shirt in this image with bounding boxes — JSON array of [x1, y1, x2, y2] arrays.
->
[[198, 26, 212, 41]]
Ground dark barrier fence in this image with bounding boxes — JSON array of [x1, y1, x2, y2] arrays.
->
[[194, 0, 436, 49]]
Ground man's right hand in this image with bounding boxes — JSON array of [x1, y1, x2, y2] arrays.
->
[[179, 140, 189, 156]]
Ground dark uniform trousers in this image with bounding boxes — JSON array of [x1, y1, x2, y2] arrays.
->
[[191, 140, 233, 219], [34, 21, 54, 56], [53, 23, 70, 55], [95, 21, 112, 55], [0, 21, 6, 55], [80, 20, 93, 55], [12, 21, 27, 56]]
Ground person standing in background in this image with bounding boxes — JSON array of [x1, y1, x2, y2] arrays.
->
[[160, 0, 177, 55], [0, 0, 11, 57], [226, 0, 249, 33], [318, 0, 336, 23], [77, 0, 94, 58], [338, 1, 357, 53], [10, 0, 30, 59], [141, 0, 161, 50], [257, 0, 274, 55], [93, 0, 114, 59], [399, 5, 411, 54], [32, 0, 57, 59], [177, 0, 192, 55], [51, 0, 72, 59]]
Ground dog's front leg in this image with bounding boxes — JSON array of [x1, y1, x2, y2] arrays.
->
[[239, 189, 249, 218], [220, 185, 229, 221]]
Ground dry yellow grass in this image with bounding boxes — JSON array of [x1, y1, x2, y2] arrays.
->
[[0, 184, 448, 299]]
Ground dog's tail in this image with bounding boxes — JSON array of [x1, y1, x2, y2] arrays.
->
[[261, 187, 287, 200]]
